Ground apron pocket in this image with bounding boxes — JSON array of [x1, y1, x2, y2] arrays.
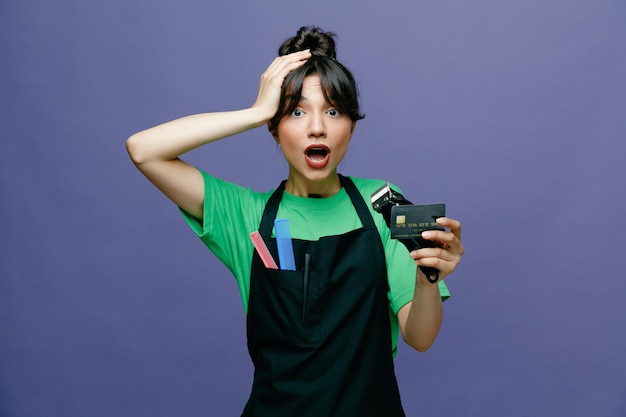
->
[[250, 267, 321, 346]]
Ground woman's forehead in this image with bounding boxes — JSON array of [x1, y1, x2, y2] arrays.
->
[[300, 76, 323, 94]]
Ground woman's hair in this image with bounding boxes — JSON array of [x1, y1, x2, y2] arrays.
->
[[268, 26, 365, 134]]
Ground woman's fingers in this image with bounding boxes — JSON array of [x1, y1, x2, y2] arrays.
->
[[254, 50, 311, 117], [264, 50, 311, 78], [409, 217, 464, 279], [436, 217, 462, 241]]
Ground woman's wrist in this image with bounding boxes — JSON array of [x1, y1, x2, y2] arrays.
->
[[415, 269, 442, 288], [244, 106, 275, 129]]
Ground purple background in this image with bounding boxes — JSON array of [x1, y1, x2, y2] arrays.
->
[[1, 1, 625, 416]]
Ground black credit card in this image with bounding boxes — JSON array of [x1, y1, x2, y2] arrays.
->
[[389, 203, 446, 239]]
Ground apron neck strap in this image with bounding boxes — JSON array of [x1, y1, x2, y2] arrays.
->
[[339, 175, 376, 229], [258, 180, 286, 237]]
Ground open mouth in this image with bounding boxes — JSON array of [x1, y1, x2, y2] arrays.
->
[[304, 145, 331, 168]]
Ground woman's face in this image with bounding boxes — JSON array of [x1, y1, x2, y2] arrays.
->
[[275, 75, 356, 197]]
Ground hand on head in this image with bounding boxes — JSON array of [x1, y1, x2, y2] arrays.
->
[[253, 49, 311, 121]]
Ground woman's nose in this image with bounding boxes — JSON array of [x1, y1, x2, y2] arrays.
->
[[307, 112, 326, 138]]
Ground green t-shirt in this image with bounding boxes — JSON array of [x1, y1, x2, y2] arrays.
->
[[181, 170, 449, 355]]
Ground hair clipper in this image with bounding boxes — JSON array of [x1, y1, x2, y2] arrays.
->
[[371, 183, 445, 283]]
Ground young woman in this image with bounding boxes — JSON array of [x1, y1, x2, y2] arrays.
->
[[127, 26, 463, 417]]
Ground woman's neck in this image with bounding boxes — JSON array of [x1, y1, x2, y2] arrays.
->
[[284, 173, 341, 198]]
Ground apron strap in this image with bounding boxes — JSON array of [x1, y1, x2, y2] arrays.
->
[[258, 180, 286, 238], [338, 174, 376, 230]]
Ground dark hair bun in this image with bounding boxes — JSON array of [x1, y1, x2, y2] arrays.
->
[[278, 26, 337, 59]]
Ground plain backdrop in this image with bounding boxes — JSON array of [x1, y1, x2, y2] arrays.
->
[[1, 0, 625, 416]]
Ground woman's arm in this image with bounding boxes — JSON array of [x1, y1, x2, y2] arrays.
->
[[126, 109, 270, 219], [396, 275, 444, 352], [397, 217, 464, 351], [125, 50, 311, 219]]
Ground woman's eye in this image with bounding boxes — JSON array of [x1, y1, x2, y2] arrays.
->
[[291, 109, 304, 117], [327, 108, 340, 117]]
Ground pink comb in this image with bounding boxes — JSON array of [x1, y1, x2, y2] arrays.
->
[[249, 231, 279, 269]]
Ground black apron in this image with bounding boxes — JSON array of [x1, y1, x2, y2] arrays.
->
[[243, 175, 405, 417]]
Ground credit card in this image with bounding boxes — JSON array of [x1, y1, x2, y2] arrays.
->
[[389, 203, 446, 239]]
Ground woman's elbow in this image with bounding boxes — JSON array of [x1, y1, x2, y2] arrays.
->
[[408, 340, 434, 353], [403, 333, 436, 352], [415, 343, 434, 353], [126, 133, 148, 165]]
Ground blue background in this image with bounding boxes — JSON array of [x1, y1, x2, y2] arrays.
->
[[1, 0, 625, 416]]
